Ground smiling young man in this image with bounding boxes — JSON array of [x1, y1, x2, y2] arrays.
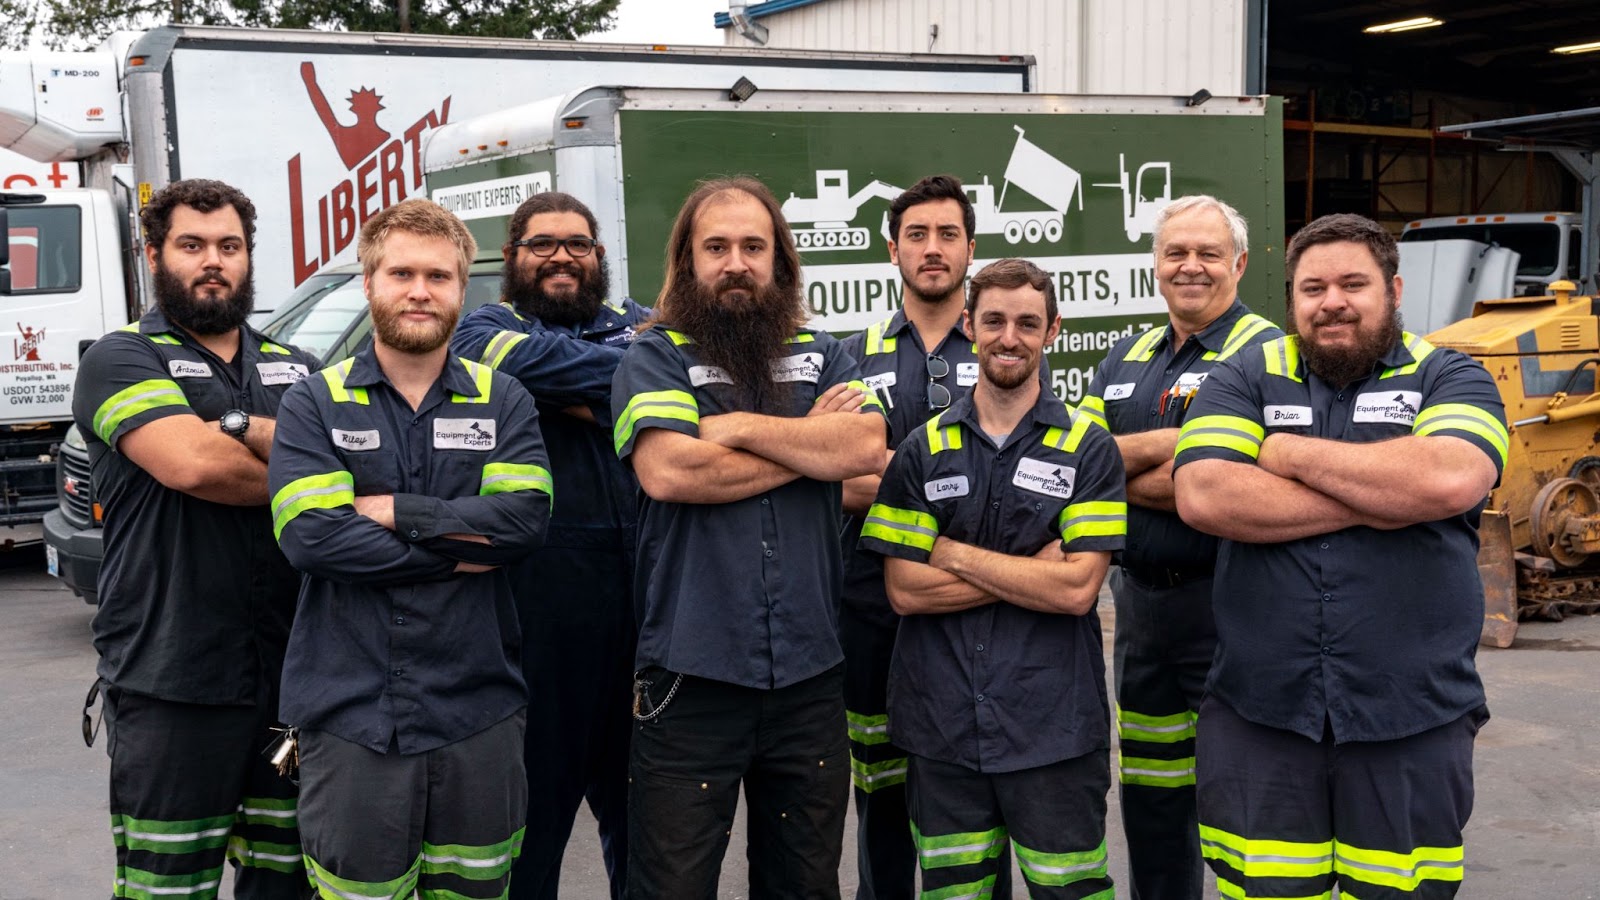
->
[[451, 192, 647, 900], [1173, 213, 1507, 900], [861, 258, 1126, 900], [612, 177, 885, 899], [1077, 195, 1279, 900], [269, 198, 552, 899], [73, 179, 321, 899]]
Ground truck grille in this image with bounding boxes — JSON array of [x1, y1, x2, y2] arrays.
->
[[59, 442, 93, 525]]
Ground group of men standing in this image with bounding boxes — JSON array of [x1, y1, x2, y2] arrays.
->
[[77, 165, 1506, 900]]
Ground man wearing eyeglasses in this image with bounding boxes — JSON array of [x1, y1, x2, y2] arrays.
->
[[452, 192, 648, 900], [835, 174, 999, 900], [1077, 195, 1279, 900]]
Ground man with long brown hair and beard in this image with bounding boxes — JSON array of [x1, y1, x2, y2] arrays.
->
[[1174, 213, 1507, 900], [612, 177, 886, 899]]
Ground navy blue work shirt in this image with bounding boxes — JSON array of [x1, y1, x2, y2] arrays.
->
[[860, 389, 1127, 772], [73, 307, 320, 705], [270, 346, 552, 754], [1173, 332, 1508, 743], [1080, 299, 1279, 573], [454, 298, 649, 543], [611, 325, 884, 690]]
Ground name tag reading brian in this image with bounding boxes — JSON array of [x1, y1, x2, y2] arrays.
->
[[434, 418, 497, 450]]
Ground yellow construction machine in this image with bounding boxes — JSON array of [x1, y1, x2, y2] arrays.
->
[[1427, 280, 1600, 646]]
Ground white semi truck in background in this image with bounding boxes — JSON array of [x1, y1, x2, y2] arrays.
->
[[0, 24, 1034, 599]]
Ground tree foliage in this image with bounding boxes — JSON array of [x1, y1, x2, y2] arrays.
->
[[0, 0, 619, 50]]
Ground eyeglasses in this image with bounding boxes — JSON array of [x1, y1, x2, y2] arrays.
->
[[510, 236, 596, 258], [926, 354, 952, 410], [82, 680, 101, 748]]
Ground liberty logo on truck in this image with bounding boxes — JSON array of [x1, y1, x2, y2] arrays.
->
[[13, 324, 43, 362], [288, 62, 452, 287]]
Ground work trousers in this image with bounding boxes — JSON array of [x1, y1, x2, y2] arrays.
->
[[1110, 569, 1217, 900], [906, 752, 1114, 900], [627, 663, 849, 900], [509, 539, 634, 900], [297, 710, 528, 899], [1196, 696, 1487, 900], [840, 605, 914, 900], [102, 685, 310, 900]]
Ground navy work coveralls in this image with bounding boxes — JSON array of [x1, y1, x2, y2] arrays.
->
[[453, 297, 648, 900], [1079, 299, 1279, 900], [860, 391, 1126, 900], [270, 348, 552, 898], [1173, 332, 1507, 900], [73, 307, 320, 899]]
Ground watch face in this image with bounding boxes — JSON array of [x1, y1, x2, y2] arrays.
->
[[222, 410, 247, 434]]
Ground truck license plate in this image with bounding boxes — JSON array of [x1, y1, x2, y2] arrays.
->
[[45, 544, 58, 577]]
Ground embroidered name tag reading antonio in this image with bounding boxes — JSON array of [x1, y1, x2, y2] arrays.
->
[[169, 359, 212, 379]]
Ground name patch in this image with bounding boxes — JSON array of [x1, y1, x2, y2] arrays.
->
[[863, 371, 897, 392], [925, 474, 970, 501], [434, 418, 497, 450], [956, 362, 979, 386], [1265, 405, 1313, 426], [257, 362, 310, 386], [333, 428, 381, 451], [689, 365, 733, 386], [1013, 457, 1076, 499], [1104, 382, 1136, 401], [771, 353, 825, 383], [1353, 391, 1422, 425], [168, 359, 212, 379]]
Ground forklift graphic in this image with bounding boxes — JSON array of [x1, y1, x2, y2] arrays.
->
[[1094, 153, 1174, 242]]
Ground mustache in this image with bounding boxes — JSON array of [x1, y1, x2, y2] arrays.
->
[[717, 272, 759, 294], [538, 262, 583, 279], [1313, 310, 1361, 326]]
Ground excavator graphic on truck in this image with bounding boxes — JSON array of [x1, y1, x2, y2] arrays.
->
[[780, 125, 1088, 249]]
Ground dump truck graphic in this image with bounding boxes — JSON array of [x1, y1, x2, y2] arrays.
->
[[779, 125, 1084, 248]]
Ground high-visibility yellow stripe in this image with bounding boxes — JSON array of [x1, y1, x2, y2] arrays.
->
[[1012, 838, 1108, 887], [850, 755, 908, 793], [1199, 824, 1334, 880], [1334, 840, 1463, 891], [665, 329, 694, 346], [1077, 395, 1107, 430], [1262, 337, 1304, 382], [1203, 313, 1276, 362], [613, 390, 699, 455], [92, 379, 189, 444], [1058, 500, 1126, 543], [259, 340, 293, 355], [864, 318, 898, 355], [323, 359, 369, 405], [1118, 754, 1196, 787], [846, 379, 886, 413], [846, 710, 891, 746], [1413, 402, 1508, 466], [861, 503, 939, 553], [480, 330, 530, 370], [271, 471, 355, 539], [912, 821, 1008, 870], [1176, 414, 1265, 459], [1124, 326, 1168, 362], [480, 462, 553, 498], [1380, 333, 1435, 379], [1116, 705, 1197, 744], [450, 359, 493, 404], [924, 413, 963, 455]]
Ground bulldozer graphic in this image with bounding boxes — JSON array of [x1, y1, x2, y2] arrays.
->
[[779, 125, 1096, 250]]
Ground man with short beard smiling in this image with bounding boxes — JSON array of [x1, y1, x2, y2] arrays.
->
[[452, 192, 648, 900], [72, 179, 321, 898], [270, 199, 552, 899], [1174, 213, 1508, 900], [612, 177, 886, 899]]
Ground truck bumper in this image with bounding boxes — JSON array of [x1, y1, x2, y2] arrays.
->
[[43, 509, 100, 605]]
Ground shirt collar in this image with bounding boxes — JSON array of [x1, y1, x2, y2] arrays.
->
[[342, 345, 486, 399], [1378, 331, 1421, 368], [946, 383, 1073, 438], [1188, 298, 1253, 352]]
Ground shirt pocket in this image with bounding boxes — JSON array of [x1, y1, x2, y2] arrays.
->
[[433, 451, 490, 498], [339, 448, 401, 495]]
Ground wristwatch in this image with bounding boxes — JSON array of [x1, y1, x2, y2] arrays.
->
[[220, 408, 250, 439]]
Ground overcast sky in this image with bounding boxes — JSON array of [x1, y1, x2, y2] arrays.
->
[[581, 0, 728, 45]]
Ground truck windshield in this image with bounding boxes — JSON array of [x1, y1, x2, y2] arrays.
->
[[263, 277, 367, 361], [4, 205, 82, 293], [1400, 223, 1563, 277]]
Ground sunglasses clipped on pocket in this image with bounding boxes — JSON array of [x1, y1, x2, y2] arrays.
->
[[82, 679, 101, 748]]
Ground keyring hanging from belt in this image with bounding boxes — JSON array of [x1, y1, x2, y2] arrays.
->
[[633, 672, 685, 722]]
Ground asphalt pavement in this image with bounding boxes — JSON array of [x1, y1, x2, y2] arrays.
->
[[1, 547, 1596, 898]]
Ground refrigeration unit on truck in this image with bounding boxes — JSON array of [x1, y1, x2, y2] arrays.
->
[[0, 24, 1033, 600], [423, 84, 1285, 403]]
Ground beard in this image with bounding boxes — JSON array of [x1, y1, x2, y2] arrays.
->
[[1292, 296, 1403, 387], [504, 256, 611, 327], [371, 296, 460, 354], [154, 260, 254, 336], [980, 347, 1037, 391], [662, 272, 807, 412]]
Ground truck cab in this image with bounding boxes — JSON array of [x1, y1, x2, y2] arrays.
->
[[1401, 212, 1586, 295]]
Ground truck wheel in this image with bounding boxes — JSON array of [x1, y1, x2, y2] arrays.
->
[[1045, 219, 1063, 242], [1024, 220, 1044, 243], [1004, 221, 1023, 243], [1530, 476, 1598, 568]]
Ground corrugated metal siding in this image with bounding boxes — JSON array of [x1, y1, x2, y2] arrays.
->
[[722, 0, 1245, 96]]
